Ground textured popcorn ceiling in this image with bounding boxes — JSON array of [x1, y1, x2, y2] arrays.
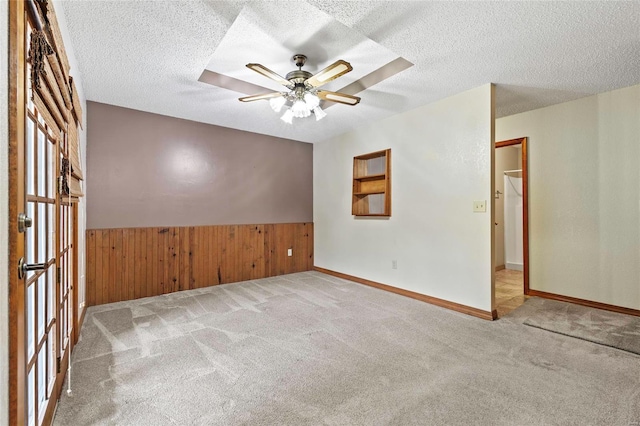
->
[[60, 1, 640, 143]]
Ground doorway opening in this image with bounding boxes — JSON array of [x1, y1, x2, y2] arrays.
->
[[494, 137, 529, 318]]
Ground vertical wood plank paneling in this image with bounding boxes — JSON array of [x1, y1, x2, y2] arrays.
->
[[114, 229, 123, 302], [108, 230, 116, 303], [158, 228, 168, 295], [218, 226, 229, 284], [94, 230, 103, 305], [86, 230, 96, 306], [145, 228, 154, 298], [307, 223, 314, 270], [209, 226, 219, 286], [140, 228, 149, 298], [86, 223, 313, 306], [127, 229, 135, 301], [189, 227, 196, 289], [121, 229, 130, 302], [263, 224, 273, 278], [179, 227, 190, 291], [133, 228, 142, 300], [293, 223, 303, 273], [167, 228, 178, 293], [101, 230, 110, 305], [252, 225, 265, 279], [230, 225, 240, 284], [201, 226, 208, 287], [151, 228, 158, 297], [282, 224, 293, 275], [240, 225, 252, 282], [202, 226, 209, 287], [273, 223, 288, 275], [245, 225, 253, 281]]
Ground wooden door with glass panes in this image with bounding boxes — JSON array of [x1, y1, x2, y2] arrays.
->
[[24, 95, 66, 426], [12, 3, 78, 424]]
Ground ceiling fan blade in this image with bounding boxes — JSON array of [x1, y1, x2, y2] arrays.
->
[[198, 70, 274, 95], [246, 63, 292, 88], [317, 90, 361, 106], [306, 60, 353, 88], [239, 92, 284, 102], [322, 57, 413, 110]]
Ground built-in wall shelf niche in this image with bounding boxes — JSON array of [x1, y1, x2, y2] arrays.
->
[[352, 149, 391, 216]]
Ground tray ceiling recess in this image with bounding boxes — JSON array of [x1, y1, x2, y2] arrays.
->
[[199, 2, 413, 125]]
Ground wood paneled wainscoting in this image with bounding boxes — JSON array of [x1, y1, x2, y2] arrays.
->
[[86, 223, 313, 306]]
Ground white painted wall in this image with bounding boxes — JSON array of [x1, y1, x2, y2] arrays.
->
[[1, 2, 9, 423], [503, 173, 523, 270], [497, 84, 640, 310], [314, 84, 495, 313], [53, 0, 87, 312], [494, 147, 519, 268]]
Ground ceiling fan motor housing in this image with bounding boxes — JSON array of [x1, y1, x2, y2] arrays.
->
[[286, 54, 313, 85], [286, 70, 313, 85], [292, 54, 307, 68]]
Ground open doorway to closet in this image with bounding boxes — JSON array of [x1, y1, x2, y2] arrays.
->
[[494, 137, 529, 318]]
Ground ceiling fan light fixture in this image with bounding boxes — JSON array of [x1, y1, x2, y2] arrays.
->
[[304, 92, 320, 109], [313, 106, 327, 121], [281, 108, 294, 124], [291, 99, 312, 118], [270, 96, 286, 112], [241, 55, 359, 123]]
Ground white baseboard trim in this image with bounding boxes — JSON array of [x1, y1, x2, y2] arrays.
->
[[506, 262, 523, 271]]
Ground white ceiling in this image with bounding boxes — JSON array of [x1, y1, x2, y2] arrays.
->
[[60, 1, 640, 144]]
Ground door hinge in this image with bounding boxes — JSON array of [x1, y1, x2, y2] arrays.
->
[[56, 357, 61, 374], [57, 267, 61, 284]]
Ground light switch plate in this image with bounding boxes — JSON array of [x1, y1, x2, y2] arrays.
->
[[473, 200, 486, 212], [287, 248, 292, 257]]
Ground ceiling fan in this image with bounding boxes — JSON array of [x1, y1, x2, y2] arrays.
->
[[239, 54, 361, 123]]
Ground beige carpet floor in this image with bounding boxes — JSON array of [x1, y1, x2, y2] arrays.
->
[[523, 297, 640, 355], [53, 271, 640, 425]]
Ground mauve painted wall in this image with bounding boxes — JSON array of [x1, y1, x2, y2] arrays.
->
[[86, 102, 313, 229]]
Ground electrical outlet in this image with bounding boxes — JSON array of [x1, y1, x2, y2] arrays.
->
[[392, 260, 397, 269], [473, 200, 486, 212], [287, 248, 292, 257]]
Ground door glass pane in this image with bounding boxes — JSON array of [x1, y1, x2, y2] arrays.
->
[[26, 117, 35, 195], [47, 335, 55, 395], [48, 139, 55, 198], [37, 203, 46, 263], [37, 274, 45, 341], [37, 128, 46, 197], [38, 344, 46, 413], [47, 265, 55, 323], [59, 254, 65, 302], [27, 283, 35, 359], [59, 206, 64, 252], [28, 366, 35, 426], [26, 202, 36, 278], [60, 302, 66, 350], [48, 203, 55, 261]]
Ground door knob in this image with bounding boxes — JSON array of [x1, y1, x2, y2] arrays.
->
[[18, 257, 47, 280], [18, 213, 33, 233]]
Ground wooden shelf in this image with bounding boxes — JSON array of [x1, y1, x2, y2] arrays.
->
[[352, 149, 391, 217], [354, 173, 386, 181], [354, 190, 385, 196]]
